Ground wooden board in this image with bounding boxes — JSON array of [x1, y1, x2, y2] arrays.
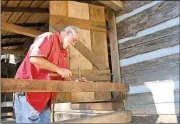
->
[[117, 1, 180, 39], [120, 33, 179, 59], [121, 62, 179, 86], [59, 111, 132, 123], [1, 78, 129, 93], [126, 102, 179, 115], [121, 53, 179, 75], [71, 101, 124, 110], [119, 25, 179, 50], [1, 1, 21, 36], [116, 1, 152, 16], [16, 1, 44, 23], [98, 1, 123, 11], [126, 89, 179, 106], [107, 9, 122, 99], [89, 4, 111, 100]]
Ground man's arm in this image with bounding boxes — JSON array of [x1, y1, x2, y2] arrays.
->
[[30, 57, 72, 78]]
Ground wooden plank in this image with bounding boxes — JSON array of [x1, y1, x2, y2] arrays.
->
[[74, 41, 109, 70], [98, 1, 123, 11], [1, 78, 129, 92], [33, 1, 49, 23], [50, 15, 107, 32], [59, 111, 132, 123], [71, 101, 124, 110], [107, 9, 122, 99], [117, 1, 180, 39], [49, 69, 110, 76], [2, 7, 49, 13], [89, 4, 110, 100], [1, 48, 27, 55], [126, 102, 179, 115], [6, 1, 33, 24], [116, 1, 152, 16], [121, 53, 180, 75], [126, 89, 179, 106], [25, 1, 49, 23], [1, 1, 22, 36], [121, 61, 179, 86], [120, 25, 179, 50], [120, 33, 179, 59], [1, 22, 42, 37], [17, 1, 44, 23], [68, 1, 92, 70]]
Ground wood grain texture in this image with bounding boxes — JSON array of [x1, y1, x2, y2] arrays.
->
[[1, 22, 42, 37], [119, 25, 179, 50], [107, 9, 122, 99], [1, 78, 129, 92], [98, 1, 123, 11], [116, 1, 152, 16], [50, 15, 106, 32], [121, 54, 180, 75], [120, 33, 179, 59], [71, 101, 124, 110], [67, 1, 93, 102], [74, 40, 109, 70], [126, 102, 179, 115], [121, 61, 179, 86], [89, 4, 110, 100], [59, 111, 132, 123], [117, 1, 180, 39], [126, 89, 179, 106]]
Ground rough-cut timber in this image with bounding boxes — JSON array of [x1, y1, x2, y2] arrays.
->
[[50, 15, 107, 32], [116, 1, 151, 16], [1, 78, 129, 92], [117, 1, 180, 39], [121, 53, 180, 75], [120, 33, 179, 59], [121, 61, 179, 86], [1, 22, 42, 37], [2, 7, 49, 13], [71, 101, 124, 110], [74, 40, 109, 70], [49, 69, 110, 81], [119, 25, 179, 50], [107, 9, 122, 99], [98, 1, 123, 11], [59, 111, 132, 123]]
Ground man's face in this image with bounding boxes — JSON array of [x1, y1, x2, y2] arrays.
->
[[62, 31, 80, 49]]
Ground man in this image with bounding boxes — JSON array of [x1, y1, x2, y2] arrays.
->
[[14, 26, 87, 123]]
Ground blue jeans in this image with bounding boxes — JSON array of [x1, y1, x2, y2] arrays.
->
[[14, 93, 51, 123]]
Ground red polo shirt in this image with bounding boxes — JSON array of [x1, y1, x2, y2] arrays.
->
[[15, 32, 68, 112]]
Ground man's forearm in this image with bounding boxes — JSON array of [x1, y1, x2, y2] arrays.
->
[[30, 57, 59, 73]]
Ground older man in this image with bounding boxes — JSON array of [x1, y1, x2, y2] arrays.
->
[[14, 26, 86, 123]]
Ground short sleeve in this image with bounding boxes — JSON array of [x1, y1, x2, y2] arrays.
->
[[30, 33, 53, 58]]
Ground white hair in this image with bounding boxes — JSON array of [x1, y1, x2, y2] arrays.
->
[[61, 26, 80, 35]]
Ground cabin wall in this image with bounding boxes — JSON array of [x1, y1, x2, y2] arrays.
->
[[116, 1, 179, 123]]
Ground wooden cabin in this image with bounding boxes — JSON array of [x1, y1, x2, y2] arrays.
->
[[1, 1, 179, 123]]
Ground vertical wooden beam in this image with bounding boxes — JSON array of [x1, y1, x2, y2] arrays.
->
[[90, 4, 111, 100], [107, 9, 124, 103]]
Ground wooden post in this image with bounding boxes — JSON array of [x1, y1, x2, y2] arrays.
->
[[107, 9, 124, 108]]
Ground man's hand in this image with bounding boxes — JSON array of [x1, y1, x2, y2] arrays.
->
[[74, 77, 87, 82], [56, 68, 72, 78]]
